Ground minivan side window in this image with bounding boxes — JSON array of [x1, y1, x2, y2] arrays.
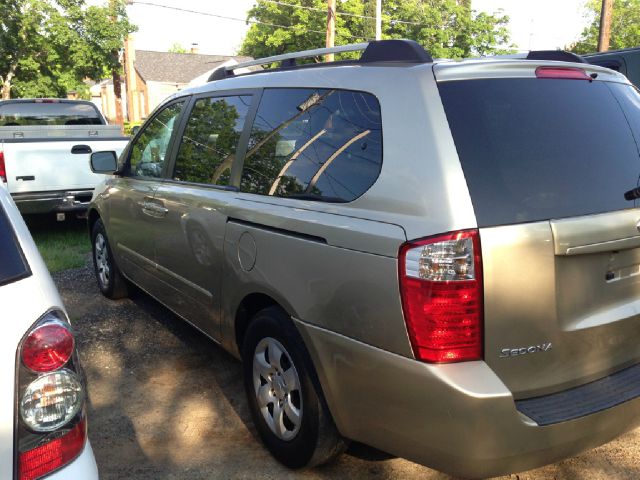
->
[[240, 88, 382, 202], [173, 95, 251, 186], [128, 101, 184, 178]]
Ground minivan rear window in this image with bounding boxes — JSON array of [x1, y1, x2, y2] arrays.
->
[[0, 206, 30, 286], [0, 101, 104, 126], [439, 78, 640, 226]]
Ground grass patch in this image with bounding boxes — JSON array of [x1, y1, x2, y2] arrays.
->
[[25, 216, 91, 273]]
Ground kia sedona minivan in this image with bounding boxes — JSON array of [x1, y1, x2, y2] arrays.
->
[[88, 40, 640, 478]]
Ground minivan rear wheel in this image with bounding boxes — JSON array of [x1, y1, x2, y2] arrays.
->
[[242, 307, 346, 468], [91, 219, 128, 299]]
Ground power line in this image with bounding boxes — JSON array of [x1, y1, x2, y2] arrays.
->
[[258, 0, 426, 26], [128, 1, 372, 40], [261, 0, 372, 19]]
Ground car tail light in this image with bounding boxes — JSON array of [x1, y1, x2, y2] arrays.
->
[[16, 311, 87, 480], [0, 150, 6, 183], [398, 229, 483, 363], [18, 419, 86, 480], [20, 370, 84, 432], [535, 66, 591, 80], [21, 323, 74, 373]]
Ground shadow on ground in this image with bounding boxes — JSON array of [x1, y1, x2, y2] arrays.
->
[[23, 213, 87, 234], [53, 263, 640, 480]]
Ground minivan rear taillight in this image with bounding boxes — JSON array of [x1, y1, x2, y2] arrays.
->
[[398, 229, 483, 363], [16, 311, 87, 480]]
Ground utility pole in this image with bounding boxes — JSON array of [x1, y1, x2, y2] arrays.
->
[[110, 0, 124, 128], [325, 0, 336, 62], [375, 0, 382, 41], [598, 0, 614, 52], [123, 36, 139, 123]]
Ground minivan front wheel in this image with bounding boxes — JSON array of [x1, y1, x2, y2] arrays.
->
[[91, 219, 128, 299], [242, 307, 346, 468]]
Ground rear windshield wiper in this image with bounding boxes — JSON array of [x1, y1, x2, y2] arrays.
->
[[624, 186, 640, 201]]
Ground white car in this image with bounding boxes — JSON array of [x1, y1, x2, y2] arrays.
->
[[0, 187, 98, 480]]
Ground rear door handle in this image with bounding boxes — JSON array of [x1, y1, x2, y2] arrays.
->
[[16, 176, 35, 181], [71, 144, 92, 154]]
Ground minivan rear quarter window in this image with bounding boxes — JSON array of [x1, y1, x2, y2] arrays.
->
[[241, 88, 383, 202], [439, 78, 640, 226], [0, 206, 30, 286]]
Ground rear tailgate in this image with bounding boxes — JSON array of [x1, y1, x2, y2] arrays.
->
[[436, 62, 640, 398], [1, 126, 127, 193]]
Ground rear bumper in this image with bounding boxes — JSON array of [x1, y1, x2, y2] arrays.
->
[[12, 190, 93, 215], [294, 319, 640, 479]]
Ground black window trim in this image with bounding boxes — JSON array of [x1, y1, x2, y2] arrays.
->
[[0, 204, 31, 287], [121, 96, 190, 180], [161, 88, 263, 192]]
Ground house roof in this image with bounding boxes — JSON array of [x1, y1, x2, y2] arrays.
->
[[134, 50, 254, 84]]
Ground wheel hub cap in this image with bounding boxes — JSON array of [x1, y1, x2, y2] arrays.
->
[[94, 233, 110, 288], [252, 337, 303, 441]]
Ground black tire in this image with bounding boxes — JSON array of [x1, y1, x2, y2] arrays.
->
[[91, 218, 128, 299], [242, 306, 346, 469]]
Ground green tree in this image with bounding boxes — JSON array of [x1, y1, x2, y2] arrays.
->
[[571, 0, 640, 54], [0, 0, 136, 99], [169, 43, 188, 54], [239, 0, 512, 60]]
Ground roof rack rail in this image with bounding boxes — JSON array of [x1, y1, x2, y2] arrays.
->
[[208, 39, 433, 82], [526, 50, 587, 64]]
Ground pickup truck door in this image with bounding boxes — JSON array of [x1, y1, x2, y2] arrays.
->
[[108, 100, 186, 290]]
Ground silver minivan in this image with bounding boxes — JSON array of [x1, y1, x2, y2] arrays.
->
[[88, 40, 640, 478]]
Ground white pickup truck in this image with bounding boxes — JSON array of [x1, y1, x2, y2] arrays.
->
[[0, 99, 128, 218]]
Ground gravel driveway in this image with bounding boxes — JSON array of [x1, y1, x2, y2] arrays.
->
[[54, 263, 640, 480]]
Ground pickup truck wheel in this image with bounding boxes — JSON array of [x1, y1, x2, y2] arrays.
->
[[91, 219, 128, 299], [242, 307, 346, 468]]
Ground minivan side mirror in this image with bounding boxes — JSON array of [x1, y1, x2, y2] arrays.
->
[[90, 151, 118, 174], [131, 125, 141, 136]]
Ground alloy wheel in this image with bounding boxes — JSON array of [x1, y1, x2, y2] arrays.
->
[[252, 337, 303, 441], [94, 233, 110, 288]]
